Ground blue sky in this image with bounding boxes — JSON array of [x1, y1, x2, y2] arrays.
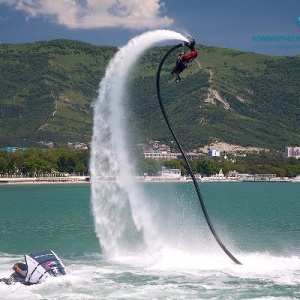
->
[[0, 0, 300, 56]]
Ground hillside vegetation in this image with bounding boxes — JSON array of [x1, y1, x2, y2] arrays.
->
[[0, 39, 299, 151], [0, 40, 115, 146]]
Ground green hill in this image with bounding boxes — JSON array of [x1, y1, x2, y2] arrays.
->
[[0, 39, 299, 150], [0, 40, 116, 146]]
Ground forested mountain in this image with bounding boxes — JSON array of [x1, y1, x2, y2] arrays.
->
[[0, 39, 299, 150], [0, 40, 115, 147]]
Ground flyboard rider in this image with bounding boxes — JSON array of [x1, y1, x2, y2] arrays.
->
[[171, 37, 198, 82]]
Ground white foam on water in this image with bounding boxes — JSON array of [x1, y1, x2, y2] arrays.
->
[[1, 251, 299, 299]]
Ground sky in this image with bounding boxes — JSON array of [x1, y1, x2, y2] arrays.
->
[[0, 0, 300, 56]]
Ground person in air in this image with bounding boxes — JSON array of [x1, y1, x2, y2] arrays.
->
[[0, 262, 28, 285], [171, 38, 198, 82]]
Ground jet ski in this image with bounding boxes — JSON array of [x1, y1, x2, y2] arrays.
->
[[0, 250, 67, 285]]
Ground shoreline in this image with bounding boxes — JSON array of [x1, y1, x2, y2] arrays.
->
[[0, 176, 299, 184], [0, 176, 90, 184]]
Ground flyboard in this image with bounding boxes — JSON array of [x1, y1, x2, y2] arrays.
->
[[25, 250, 67, 284], [156, 37, 242, 265]]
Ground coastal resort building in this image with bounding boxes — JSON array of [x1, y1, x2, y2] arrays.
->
[[144, 151, 178, 160], [159, 167, 181, 179], [285, 146, 300, 159]]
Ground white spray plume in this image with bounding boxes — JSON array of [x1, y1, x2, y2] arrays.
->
[[90, 30, 187, 258]]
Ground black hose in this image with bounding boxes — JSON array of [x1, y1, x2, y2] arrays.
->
[[156, 43, 242, 265]]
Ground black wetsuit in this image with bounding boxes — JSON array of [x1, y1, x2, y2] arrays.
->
[[0, 272, 27, 285]]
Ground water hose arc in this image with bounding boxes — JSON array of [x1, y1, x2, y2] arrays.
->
[[156, 43, 242, 265]]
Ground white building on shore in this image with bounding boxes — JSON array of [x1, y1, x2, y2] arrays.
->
[[143, 152, 178, 160], [159, 167, 181, 179], [285, 146, 300, 159]]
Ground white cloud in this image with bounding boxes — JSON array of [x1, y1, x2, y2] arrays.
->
[[0, 0, 174, 29]]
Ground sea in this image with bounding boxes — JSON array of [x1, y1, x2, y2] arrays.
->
[[0, 182, 299, 300]]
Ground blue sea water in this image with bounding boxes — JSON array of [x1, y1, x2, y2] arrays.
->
[[0, 182, 299, 299]]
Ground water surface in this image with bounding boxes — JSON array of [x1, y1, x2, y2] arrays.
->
[[0, 182, 299, 299]]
